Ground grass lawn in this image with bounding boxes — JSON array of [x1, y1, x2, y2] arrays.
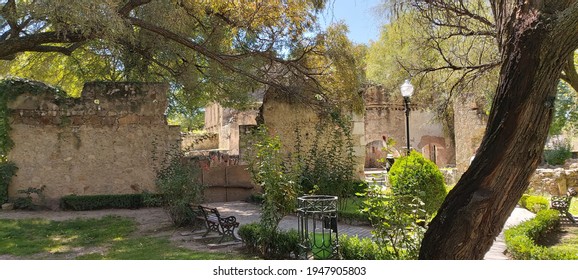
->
[[337, 197, 368, 223], [544, 225, 578, 259], [77, 237, 245, 260], [0, 215, 251, 260]]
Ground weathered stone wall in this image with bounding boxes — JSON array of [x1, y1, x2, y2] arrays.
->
[[181, 132, 218, 151], [202, 165, 259, 202], [261, 90, 366, 179], [363, 86, 454, 167], [7, 82, 180, 208], [528, 168, 570, 196], [204, 90, 264, 155], [528, 159, 578, 196], [184, 153, 259, 202], [204, 103, 260, 155], [220, 107, 260, 155], [453, 95, 488, 174]]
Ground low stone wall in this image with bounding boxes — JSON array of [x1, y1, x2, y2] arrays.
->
[[528, 168, 578, 196], [440, 166, 576, 196]]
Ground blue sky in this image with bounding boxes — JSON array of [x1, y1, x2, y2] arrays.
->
[[320, 0, 385, 45]]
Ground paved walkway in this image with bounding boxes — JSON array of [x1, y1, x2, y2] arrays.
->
[[204, 201, 373, 239], [205, 201, 536, 260], [483, 206, 535, 260]]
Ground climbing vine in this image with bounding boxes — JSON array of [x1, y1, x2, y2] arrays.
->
[[0, 78, 66, 161]]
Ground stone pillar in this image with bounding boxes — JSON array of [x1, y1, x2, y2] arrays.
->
[[453, 96, 488, 175]]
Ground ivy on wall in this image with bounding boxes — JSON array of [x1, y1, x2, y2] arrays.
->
[[0, 78, 65, 203], [0, 78, 66, 161]]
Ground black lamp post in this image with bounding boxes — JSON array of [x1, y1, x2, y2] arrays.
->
[[400, 80, 414, 156]]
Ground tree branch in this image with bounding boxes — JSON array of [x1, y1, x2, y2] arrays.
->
[[118, 0, 152, 16], [562, 53, 578, 92], [1, 0, 21, 39], [414, 0, 495, 29], [0, 31, 88, 59], [125, 16, 302, 95], [25, 42, 84, 56]]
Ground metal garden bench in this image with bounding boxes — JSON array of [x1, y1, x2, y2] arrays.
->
[[194, 205, 240, 243], [550, 188, 577, 224]]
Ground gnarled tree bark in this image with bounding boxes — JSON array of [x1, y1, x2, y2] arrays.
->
[[419, 0, 578, 259]]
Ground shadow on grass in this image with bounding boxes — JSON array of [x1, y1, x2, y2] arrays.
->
[[0, 215, 254, 260]]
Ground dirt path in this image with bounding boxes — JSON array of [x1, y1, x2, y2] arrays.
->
[[0, 207, 245, 259]]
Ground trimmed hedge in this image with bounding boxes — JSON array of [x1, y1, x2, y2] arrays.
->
[[519, 194, 549, 213], [238, 222, 300, 259], [337, 210, 369, 225], [60, 193, 163, 211], [339, 234, 394, 260], [505, 209, 577, 259]]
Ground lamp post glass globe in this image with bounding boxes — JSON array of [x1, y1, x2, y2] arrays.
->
[[400, 79, 414, 97], [400, 80, 413, 155]]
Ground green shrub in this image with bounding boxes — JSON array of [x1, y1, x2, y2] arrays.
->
[[60, 193, 163, 211], [156, 156, 204, 227], [336, 197, 369, 224], [246, 193, 264, 204], [360, 184, 426, 260], [295, 115, 358, 199], [505, 209, 569, 259], [388, 151, 447, 215], [339, 234, 394, 260], [544, 139, 572, 166], [519, 194, 549, 213], [247, 126, 299, 231], [13, 186, 46, 210], [337, 210, 369, 224], [0, 161, 17, 203], [238, 222, 261, 252], [238, 222, 300, 259]]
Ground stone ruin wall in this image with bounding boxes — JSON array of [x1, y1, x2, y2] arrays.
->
[[259, 90, 366, 179], [363, 86, 455, 168], [528, 160, 578, 196], [452, 95, 578, 193], [453, 95, 488, 175], [7, 82, 181, 208], [181, 132, 218, 151]]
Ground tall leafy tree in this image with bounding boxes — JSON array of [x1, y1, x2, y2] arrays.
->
[[384, 0, 578, 259], [366, 8, 500, 145], [0, 0, 361, 113]]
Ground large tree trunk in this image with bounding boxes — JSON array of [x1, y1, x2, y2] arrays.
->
[[419, 2, 578, 259]]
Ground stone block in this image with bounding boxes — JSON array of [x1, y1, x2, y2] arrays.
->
[[226, 165, 255, 187], [1, 203, 14, 210], [225, 187, 253, 202], [352, 121, 364, 135], [353, 146, 365, 157], [101, 117, 117, 126], [203, 186, 227, 203], [203, 166, 227, 187], [118, 114, 139, 125]]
